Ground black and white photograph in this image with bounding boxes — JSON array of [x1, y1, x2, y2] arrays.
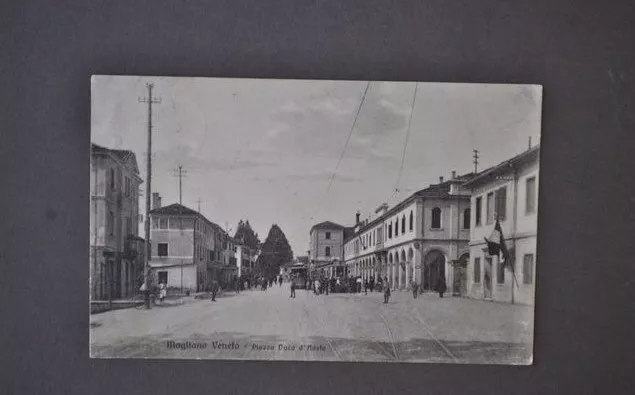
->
[[89, 75, 542, 364]]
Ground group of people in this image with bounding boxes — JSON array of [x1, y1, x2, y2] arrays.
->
[[287, 274, 448, 304]]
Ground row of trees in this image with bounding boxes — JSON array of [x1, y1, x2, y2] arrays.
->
[[233, 220, 294, 279]]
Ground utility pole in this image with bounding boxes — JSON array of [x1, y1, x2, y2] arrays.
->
[[473, 149, 480, 173], [173, 165, 187, 294], [139, 82, 161, 309]]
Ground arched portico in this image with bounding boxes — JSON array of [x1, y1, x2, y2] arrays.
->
[[423, 249, 447, 291]]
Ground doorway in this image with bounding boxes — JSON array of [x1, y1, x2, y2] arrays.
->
[[484, 257, 493, 299], [423, 250, 445, 291], [453, 253, 469, 296]]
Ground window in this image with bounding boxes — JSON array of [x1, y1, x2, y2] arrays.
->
[[401, 215, 406, 233], [395, 218, 399, 236], [325, 246, 331, 257], [159, 218, 168, 229], [486, 192, 495, 224], [474, 257, 481, 283], [158, 271, 168, 284], [388, 224, 392, 238], [431, 207, 441, 229], [526, 177, 536, 214], [409, 211, 413, 231], [463, 208, 471, 229], [124, 176, 131, 197], [109, 168, 115, 189], [523, 254, 534, 284], [495, 186, 507, 221], [475, 197, 482, 226], [325, 231, 331, 240], [158, 243, 168, 257], [108, 210, 114, 236], [497, 259, 505, 284]]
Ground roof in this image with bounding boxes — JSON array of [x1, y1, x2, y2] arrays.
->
[[150, 203, 225, 232], [462, 145, 540, 189], [310, 221, 346, 232], [342, 173, 476, 243], [91, 143, 140, 176]]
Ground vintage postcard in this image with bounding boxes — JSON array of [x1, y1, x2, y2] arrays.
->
[[89, 76, 542, 364]]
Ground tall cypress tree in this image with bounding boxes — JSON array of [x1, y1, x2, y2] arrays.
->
[[257, 224, 293, 278], [234, 219, 261, 250]]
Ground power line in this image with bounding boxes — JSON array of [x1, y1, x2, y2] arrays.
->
[[310, 81, 371, 221], [394, 82, 419, 193]]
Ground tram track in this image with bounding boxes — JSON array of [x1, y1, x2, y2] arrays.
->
[[409, 307, 458, 363], [376, 310, 400, 361], [302, 301, 345, 362]]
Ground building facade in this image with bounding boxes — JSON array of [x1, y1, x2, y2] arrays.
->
[[343, 172, 474, 292], [463, 145, 539, 305], [308, 221, 348, 278], [148, 201, 236, 292], [236, 244, 258, 280], [90, 144, 144, 301]]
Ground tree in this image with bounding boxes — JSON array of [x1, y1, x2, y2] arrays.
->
[[234, 219, 261, 250], [256, 224, 293, 278]]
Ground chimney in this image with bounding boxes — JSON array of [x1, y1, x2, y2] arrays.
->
[[355, 211, 360, 225], [152, 192, 161, 209], [451, 170, 457, 179], [439, 176, 444, 183]]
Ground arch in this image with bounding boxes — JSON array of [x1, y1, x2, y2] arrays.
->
[[407, 247, 414, 261], [388, 253, 393, 264], [431, 207, 442, 229], [463, 208, 471, 229], [400, 249, 406, 262], [423, 249, 446, 291]]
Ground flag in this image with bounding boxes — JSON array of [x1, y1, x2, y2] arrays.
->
[[484, 220, 512, 270]]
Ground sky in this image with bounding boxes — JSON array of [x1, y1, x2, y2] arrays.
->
[[91, 76, 542, 257]]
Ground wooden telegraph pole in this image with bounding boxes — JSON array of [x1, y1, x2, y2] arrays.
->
[[140, 82, 160, 309]]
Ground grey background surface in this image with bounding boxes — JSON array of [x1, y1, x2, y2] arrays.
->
[[1, 0, 634, 394]]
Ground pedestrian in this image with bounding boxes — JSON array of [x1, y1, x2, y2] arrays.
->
[[234, 276, 240, 294], [411, 280, 419, 299], [314, 279, 320, 295], [369, 277, 375, 293], [364, 279, 368, 295], [210, 280, 219, 302], [383, 277, 391, 304], [159, 282, 167, 303], [324, 277, 330, 295], [306, 279, 311, 292], [279, 276, 283, 287], [435, 275, 447, 298], [290, 279, 296, 299], [356, 277, 363, 293]]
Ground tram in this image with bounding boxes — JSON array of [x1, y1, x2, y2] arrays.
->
[[289, 266, 308, 289]]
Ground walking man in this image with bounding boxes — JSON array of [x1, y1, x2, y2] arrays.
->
[[435, 275, 447, 298], [210, 280, 219, 302], [411, 280, 419, 299], [383, 277, 391, 304], [369, 276, 375, 293], [290, 278, 296, 299]]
